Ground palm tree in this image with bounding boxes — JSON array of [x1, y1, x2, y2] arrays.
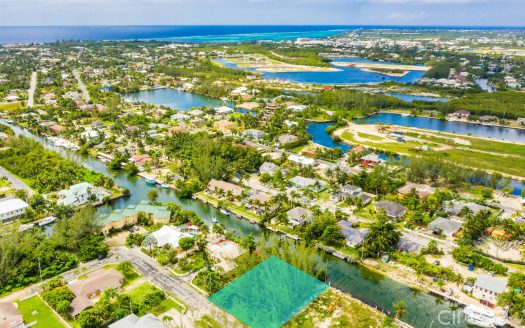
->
[[393, 300, 407, 319]]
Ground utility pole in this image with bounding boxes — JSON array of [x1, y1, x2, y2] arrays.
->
[[38, 257, 43, 281]]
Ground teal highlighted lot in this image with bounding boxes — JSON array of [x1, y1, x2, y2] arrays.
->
[[208, 256, 328, 328]]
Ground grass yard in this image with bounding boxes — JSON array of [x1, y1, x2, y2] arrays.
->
[[17, 296, 65, 328], [104, 264, 141, 286], [127, 282, 180, 316], [197, 192, 260, 222], [357, 132, 384, 141]]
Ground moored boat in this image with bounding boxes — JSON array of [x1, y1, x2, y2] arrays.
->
[[145, 178, 157, 185], [464, 304, 506, 328]]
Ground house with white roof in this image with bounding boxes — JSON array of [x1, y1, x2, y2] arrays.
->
[[109, 313, 166, 328], [289, 176, 327, 191], [286, 207, 313, 226], [472, 274, 508, 305], [0, 198, 30, 222], [57, 182, 110, 207], [215, 106, 234, 114], [150, 225, 195, 249], [288, 154, 316, 167]]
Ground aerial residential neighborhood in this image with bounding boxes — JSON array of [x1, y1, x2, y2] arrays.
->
[[0, 8, 525, 328]]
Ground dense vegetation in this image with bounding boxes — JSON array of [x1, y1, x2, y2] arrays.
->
[[0, 137, 113, 193], [452, 246, 507, 275], [448, 91, 525, 119], [0, 208, 107, 295]]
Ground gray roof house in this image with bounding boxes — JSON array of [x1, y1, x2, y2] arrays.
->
[[443, 200, 491, 216], [375, 201, 407, 219], [109, 313, 166, 328], [242, 129, 267, 140], [397, 233, 430, 253], [334, 185, 373, 205], [428, 217, 463, 236], [286, 207, 313, 226], [277, 134, 299, 145], [289, 176, 327, 192], [472, 274, 508, 305], [337, 221, 369, 247], [259, 162, 280, 176]]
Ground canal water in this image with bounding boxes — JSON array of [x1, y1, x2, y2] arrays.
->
[[307, 121, 351, 154], [355, 113, 525, 143], [1, 120, 469, 327], [215, 57, 426, 85], [123, 88, 235, 111]]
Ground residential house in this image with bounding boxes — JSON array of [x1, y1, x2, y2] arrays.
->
[[109, 313, 166, 328], [170, 113, 191, 122], [100, 201, 171, 234], [472, 274, 508, 306], [215, 106, 234, 114], [450, 110, 470, 119], [242, 129, 267, 140], [0, 198, 29, 222], [397, 182, 435, 199], [69, 269, 124, 317], [277, 134, 299, 146], [259, 162, 280, 176], [337, 221, 369, 247], [0, 302, 25, 328], [396, 232, 430, 253], [188, 109, 204, 117], [150, 225, 195, 248], [286, 207, 313, 226], [289, 176, 327, 192], [131, 154, 152, 167], [428, 217, 463, 236], [360, 153, 386, 167], [333, 185, 373, 205], [213, 120, 234, 133], [49, 124, 66, 134], [207, 179, 243, 196], [237, 102, 260, 111], [57, 182, 110, 207], [375, 201, 407, 219], [288, 154, 316, 166], [206, 239, 247, 272], [443, 200, 491, 216]]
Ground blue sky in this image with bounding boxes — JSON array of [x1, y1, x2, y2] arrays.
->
[[0, 0, 523, 26]]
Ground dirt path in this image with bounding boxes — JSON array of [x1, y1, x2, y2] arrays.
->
[[27, 72, 37, 108]]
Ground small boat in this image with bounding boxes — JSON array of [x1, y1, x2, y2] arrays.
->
[[401, 113, 410, 117], [161, 183, 170, 189], [145, 178, 157, 185], [220, 209, 230, 216], [38, 216, 56, 226], [212, 217, 218, 224]]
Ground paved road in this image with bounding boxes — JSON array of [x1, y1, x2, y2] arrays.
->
[[115, 248, 240, 326], [27, 72, 37, 108], [0, 165, 34, 196], [72, 70, 90, 102]]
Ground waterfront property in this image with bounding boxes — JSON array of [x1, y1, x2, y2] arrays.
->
[[0, 198, 29, 222], [286, 207, 313, 226], [208, 256, 328, 328], [56, 182, 110, 207], [100, 201, 171, 234], [472, 274, 508, 306]]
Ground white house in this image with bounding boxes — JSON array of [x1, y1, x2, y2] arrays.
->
[[109, 313, 166, 328], [151, 225, 194, 248], [288, 154, 316, 167], [472, 274, 508, 306], [0, 198, 30, 222], [215, 106, 234, 114], [57, 182, 110, 207]]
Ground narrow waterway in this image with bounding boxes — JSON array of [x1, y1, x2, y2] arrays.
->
[[1, 120, 471, 328], [355, 113, 525, 143]]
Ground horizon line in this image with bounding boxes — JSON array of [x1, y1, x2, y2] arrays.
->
[[1, 24, 525, 28]]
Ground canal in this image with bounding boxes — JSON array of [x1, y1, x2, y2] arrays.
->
[[1, 119, 470, 327]]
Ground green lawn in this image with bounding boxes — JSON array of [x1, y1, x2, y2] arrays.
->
[[104, 264, 141, 286], [197, 192, 260, 222], [357, 132, 384, 141], [17, 296, 65, 328], [127, 282, 181, 315]]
